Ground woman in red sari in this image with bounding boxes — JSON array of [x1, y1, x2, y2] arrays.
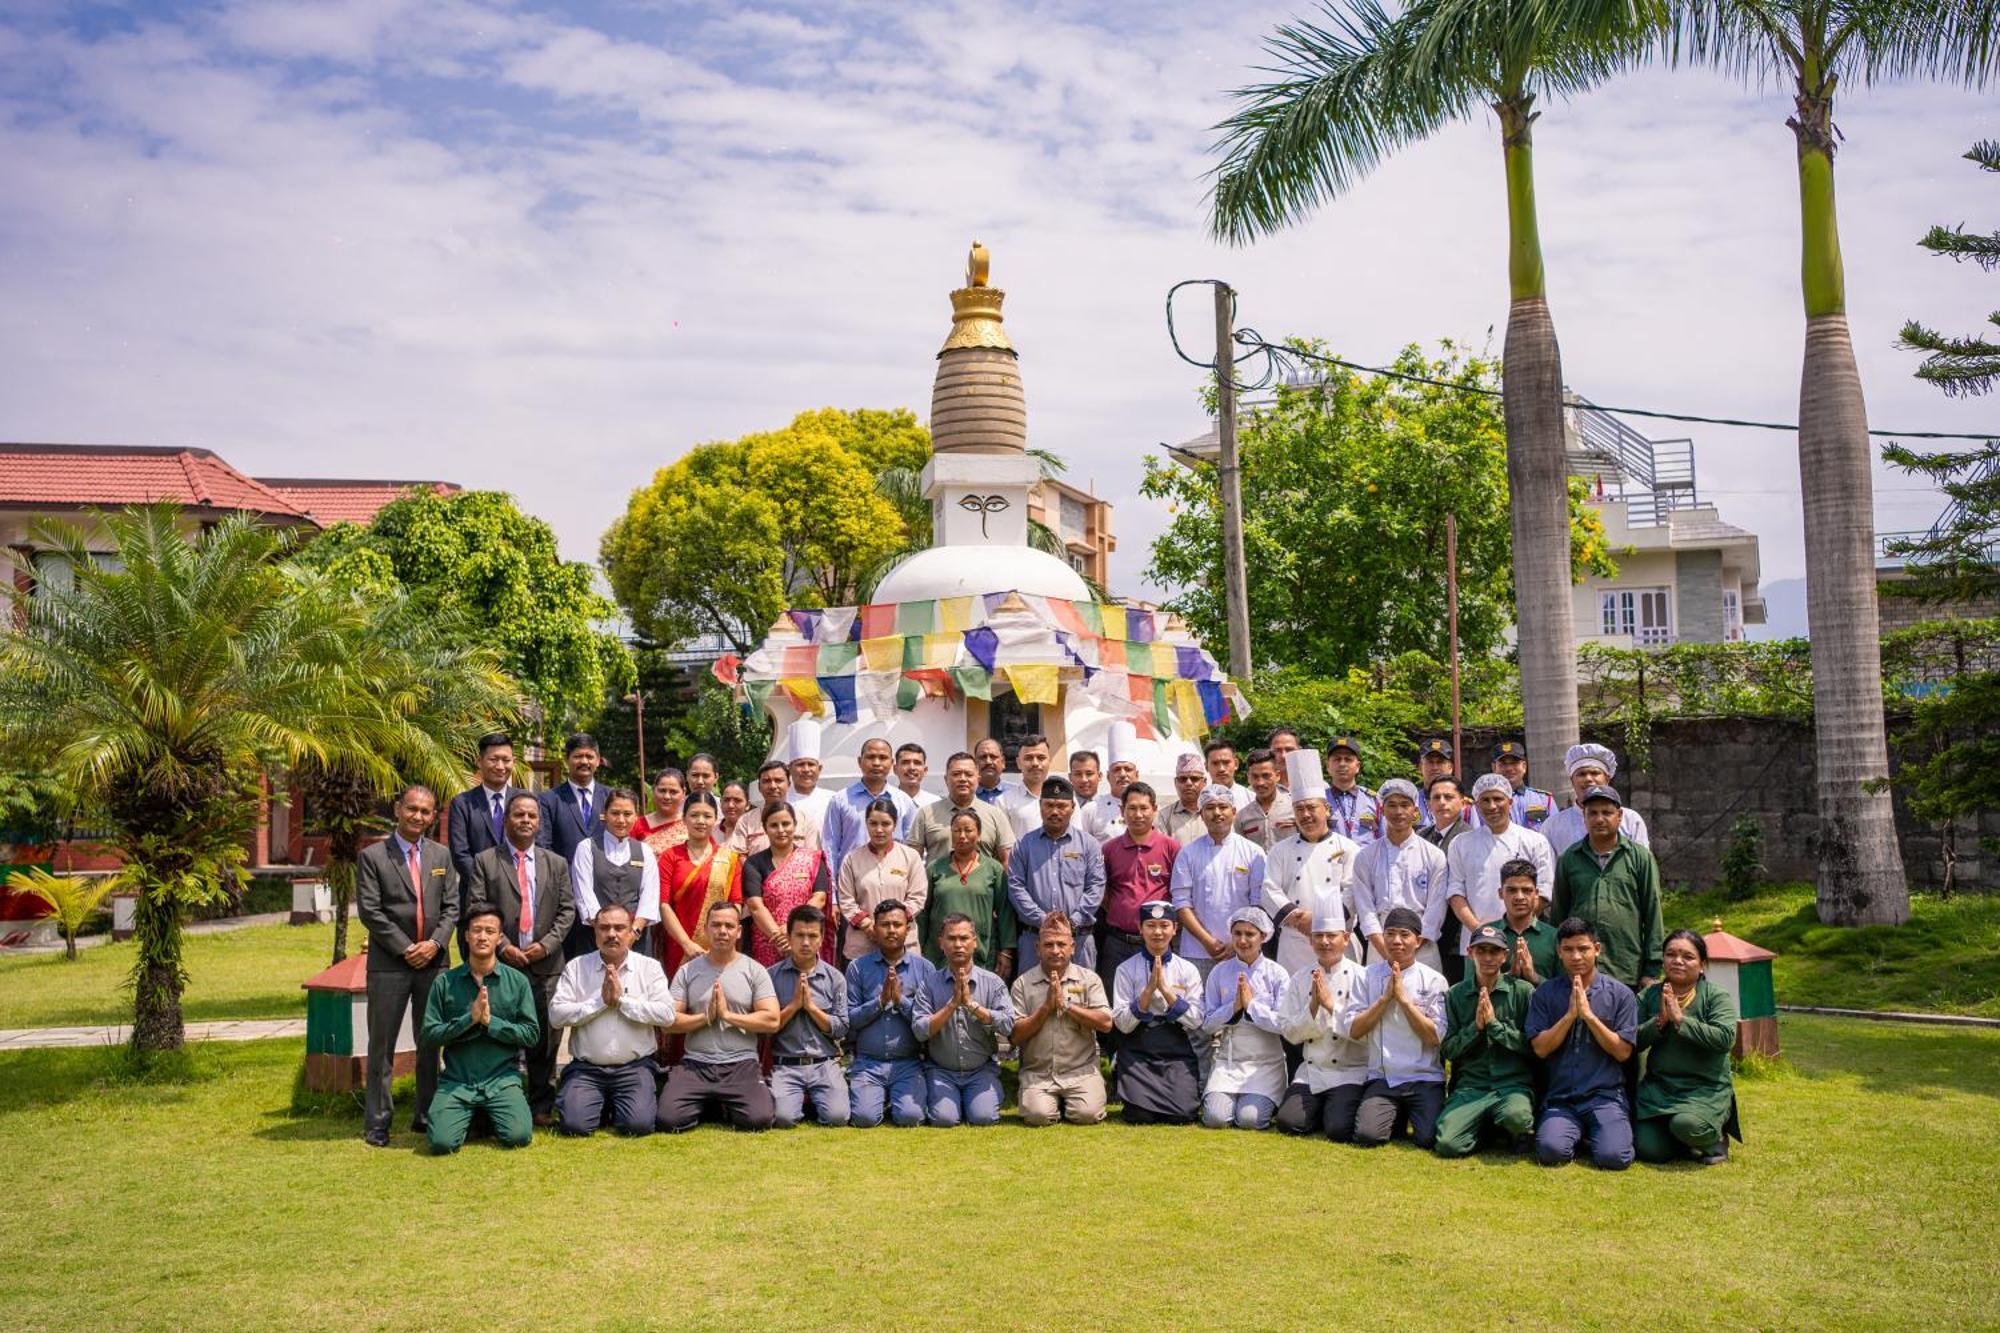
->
[[742, 800, 834, 968], [654, 790, 740, 974], [636, 766, 687, 857]]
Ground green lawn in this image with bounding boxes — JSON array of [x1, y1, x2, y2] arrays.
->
[[0, 1016, 1993, 1329], [0, 921, 330, 1029], [1665, 884, 2000, 1018]]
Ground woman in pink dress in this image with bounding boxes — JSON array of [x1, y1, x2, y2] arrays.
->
[[741, 800, 833, 967]]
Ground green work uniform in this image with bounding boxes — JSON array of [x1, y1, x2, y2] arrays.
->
[[1433, 972, 1536, 1158], [1552, 837, 1664, 988], [921, 852, 1017, 971], [1634, 977, 1740, 1161], [420, 961, 540, 1153], [1482, 915, 1560, 986]]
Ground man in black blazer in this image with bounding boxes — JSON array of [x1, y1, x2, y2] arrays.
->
[[539, 731, 609, 960], [448, 732, 543, 893], [355, 784, 460, 1147], [470, 792, 577, 1125]]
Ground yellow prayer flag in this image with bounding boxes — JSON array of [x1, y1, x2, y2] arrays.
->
[[1170, 679, 1207, 738], [781, 678, 827, 716], [859, 636, 903, 673], [938, 596, 976, 633], [919, 634, 959, 669], [1004, 664, 1061, 705]]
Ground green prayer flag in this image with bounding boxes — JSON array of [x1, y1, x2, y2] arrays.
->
[[1075, 600, 1103, 635], [746, 680, 775, 713], [896, 600, 937, 636], [951, 665, 992, 700], [816, 641, 859, 674], [1152, 678, 1171, 733], [896, 677, 922, 710], [1127, 641, 1155, 677]]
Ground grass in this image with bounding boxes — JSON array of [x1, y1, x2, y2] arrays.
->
[[0, 1016, 1993, 1329], [0, 920, 332, 1029], [1665, 883, 2000, 1019]]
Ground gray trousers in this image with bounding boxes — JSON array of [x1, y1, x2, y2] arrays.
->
[[771, 1060, 850, 1128], [365, 964, 442, 1136]]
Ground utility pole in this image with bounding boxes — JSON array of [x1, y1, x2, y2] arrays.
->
[[1446, 513, 1462, 771], [1213, 282, 1253, 681], [625, 690, 647, 794]]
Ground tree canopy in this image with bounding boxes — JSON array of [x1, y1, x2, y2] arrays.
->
[[1898, 139, 2000, 398], [302, 488, 627, 734], [601, 408, 929, 654], [1141, 341, 1615, 676]]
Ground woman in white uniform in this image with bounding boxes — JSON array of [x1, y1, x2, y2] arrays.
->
[[1198, 906, 1290, 1129]]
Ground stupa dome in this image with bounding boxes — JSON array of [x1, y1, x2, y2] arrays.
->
[[873, 542, 1090, 604]]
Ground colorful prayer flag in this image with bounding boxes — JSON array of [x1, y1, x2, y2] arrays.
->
[[963, 626, 998, 671], [816, 641, 859, 675], [1175, 645, 1205, 680], [1171, 679, 1206, 738], [860, 636, 903, 673], [781, 643, 819, 677], [1198, 679, 1228, 726], [787, 609, 823, 641], [1125, 607, 1157, 643], [818, 675, 859, 723], [1126, 641, 1156, 677], [780, 677, 825, 716], [859, 603, 897, 639], [710, 654, 741, 686], [1152, 678, 1171, 734], [896, 600, 938, 636], [816, 606, 858, 643], [1004, 664, 1060, 705], [951, 665, 993, 700], [938, 596, 976, 632]]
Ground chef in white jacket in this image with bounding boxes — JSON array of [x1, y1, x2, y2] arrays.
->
[[1261, 749, 1362, 973], [1351, 777, 1451, 970], [1274, 915, 1372, 1141], [1197, 906, 1290, 1130]]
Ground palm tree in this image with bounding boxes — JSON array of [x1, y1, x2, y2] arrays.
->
[[0, 508, 517, 1051], [1674, 0, 1997, 925], [293, 598, 524, 964], [1209, 0, 1660, 791]]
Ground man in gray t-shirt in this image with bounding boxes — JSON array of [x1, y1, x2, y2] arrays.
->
[[658, 902, 782, 1131]]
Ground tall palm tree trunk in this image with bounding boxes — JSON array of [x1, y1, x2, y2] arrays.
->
[[131, 880, 187, 1053], [1499, 94, 1580, 788], [1791, 86, 1906, 925]]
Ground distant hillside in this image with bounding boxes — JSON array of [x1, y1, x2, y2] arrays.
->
[[1751, 577, 1808, 640]]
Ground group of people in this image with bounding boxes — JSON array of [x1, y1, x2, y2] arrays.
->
[[353, 721, 1738, 1169]]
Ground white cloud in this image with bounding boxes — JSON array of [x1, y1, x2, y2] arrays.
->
[[0, 0, 1991, 611]]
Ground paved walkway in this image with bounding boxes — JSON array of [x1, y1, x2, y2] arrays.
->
[[7, 908, 300, 955], [0, 1018, 306, 1049]]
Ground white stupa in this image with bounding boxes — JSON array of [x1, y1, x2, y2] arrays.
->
[[723, 243, 1246, 789]]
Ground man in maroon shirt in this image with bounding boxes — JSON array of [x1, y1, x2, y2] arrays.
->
[[1098, 781, 1182, 1054]]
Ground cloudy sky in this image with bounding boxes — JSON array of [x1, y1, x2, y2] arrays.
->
[[2, 1, 1994, 632]]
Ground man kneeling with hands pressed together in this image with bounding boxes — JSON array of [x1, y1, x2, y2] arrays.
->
[[921, 914, 1016, 1126], [421, 903, 541, 1153], [1434, 925, 1537, 1157], [549, 902, 672, 1136], [1344, 906, 1450, 1148], [1009, 913, 1113, 1126], [658, 901, 782, 1132], [1527, 917, 1638, 1170]]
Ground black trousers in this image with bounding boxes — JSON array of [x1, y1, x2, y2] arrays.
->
[[1353, 1078, 1446, 1148], [516, 967, 562, 1116], [558, 1059, 657, 1136], [364, 964, 442, 1135], [657, 1058, 774, 1132], [1275, 1080, 1366, 1141]]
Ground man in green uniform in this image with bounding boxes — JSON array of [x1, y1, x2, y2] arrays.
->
[[1551, 786, 1663, 990], [1483, 859, 1559, 985], [420, 902, 541, 1153], [1434, 925, 1537, 1157]]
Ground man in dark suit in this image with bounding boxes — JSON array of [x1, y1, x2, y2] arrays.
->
[[469, 791, 576, 1125], [356, 784, 460, 1147], [539, 731, 609, 960], [448, 732, 541, 892]]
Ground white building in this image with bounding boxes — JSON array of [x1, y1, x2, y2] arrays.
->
[[1564, 395, 1767, 648]]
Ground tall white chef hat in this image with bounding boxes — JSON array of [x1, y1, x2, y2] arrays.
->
[[786, 717, 822, 763], [1286, 749, 1328, 802], [1106, 720, 1138, 768]]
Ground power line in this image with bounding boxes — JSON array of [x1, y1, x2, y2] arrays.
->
[[1165, 279, 1999, 443]]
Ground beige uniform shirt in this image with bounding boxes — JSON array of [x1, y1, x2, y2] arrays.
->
[[909, 798, 1015, 864], [835, 841, 928, 961], [1235, 791, 1297, 850], [1009, 964, 1109, 1076]]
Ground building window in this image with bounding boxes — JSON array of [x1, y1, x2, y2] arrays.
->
[[1068, 550, 1088, 574], [29, 550, 123, 598], [1058, 494, 1087, 544], [1723, 589, 1743, 642], [1600, 587, 1671, 646]]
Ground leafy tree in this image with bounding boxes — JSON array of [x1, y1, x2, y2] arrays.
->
[[0, 509, 499, 1052], [1142, 342, 1615, 675], [586, 644, 772, 792], [303, 489, 628, 735], [1899, 140, 2000, 397], [293, 593, 527, 964], [10, 867, 114, 961], [602, 409, 919, 654], [1674, 1, 1998, 927], [1208, 0, 1661, 795]]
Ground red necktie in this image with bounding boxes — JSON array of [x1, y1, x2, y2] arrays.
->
[[407, 842, 425, 939], [515, 848, 533, 939]]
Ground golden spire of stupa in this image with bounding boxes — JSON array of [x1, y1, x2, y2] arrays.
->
[[930, 240, 1026, 455]]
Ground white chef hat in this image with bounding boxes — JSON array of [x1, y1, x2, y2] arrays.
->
[[1377, 777, 1421, 806], [1106, 720, 1138, 768], [786, 717, 822, 763], [1228, 905, 1273, 938], [1565, 742, 1618, 779], [1312, 910, 1349, 933], [1198, 783, 1237, 810], [1286, 749, 1328, 801], [1471, 772, 1513, 799]]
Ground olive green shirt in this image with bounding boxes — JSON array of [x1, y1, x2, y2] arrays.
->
[[1439, 972, 1536, 1095], [1635, 977, 1740, 1135], [420, 961, 540, 1087], [1552, 836, 1664, 987], [1482, 915, 1560, 985], [921, 852, 1016, 970]]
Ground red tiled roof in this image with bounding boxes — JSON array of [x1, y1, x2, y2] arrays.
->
[[258, 478, 460, 527], [0, 444, 311, 520]]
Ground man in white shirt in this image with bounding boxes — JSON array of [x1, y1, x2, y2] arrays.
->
[[1001, 734, 1055, 840], [1203, 738, 1255, 810], [1344, 907, 1450, 1148], [1275, 916, 1371, 1141], [1262, 749, 1360, 975], [1352, 778, 1451, 969], [1446, 773, 1554, 957], [895, 743, 941, 810], [1169, 784, 1268, 980], [1540, 743, 1651, 855], [549, 904, 673, 1137]]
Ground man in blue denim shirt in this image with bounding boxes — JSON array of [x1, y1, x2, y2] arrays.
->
[[1006, 776, 1105, 972], [1527, 917, 1638, 1170], [843, 899, 936, 1127]]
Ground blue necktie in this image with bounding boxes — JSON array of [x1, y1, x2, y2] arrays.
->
[[576, 786, 592, 832], [489, 790, 504, 842]]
